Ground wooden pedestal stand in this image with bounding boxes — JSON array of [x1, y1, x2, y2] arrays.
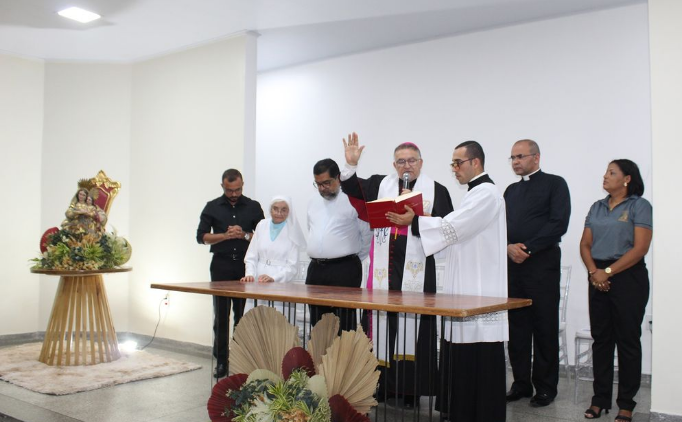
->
[[31, 268, 131, 366]]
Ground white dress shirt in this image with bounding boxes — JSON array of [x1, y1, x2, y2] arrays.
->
[[307, 191, 371, 260]]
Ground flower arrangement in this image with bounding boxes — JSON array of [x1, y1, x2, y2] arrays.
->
[[31, 228, 131, 271], [208, 307, 379, 422], [218, 362, 331, 422], [30, 171, 129, 272]]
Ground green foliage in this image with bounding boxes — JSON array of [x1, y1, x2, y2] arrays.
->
[[32, 229, 130, 271], [227, 369, 329, 422]]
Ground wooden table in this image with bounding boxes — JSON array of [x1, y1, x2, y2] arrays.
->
[[32, 268, 131, 366], [150, 280, 531, 317]]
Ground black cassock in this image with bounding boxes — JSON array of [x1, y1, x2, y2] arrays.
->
[[341, 172, 453, 399]]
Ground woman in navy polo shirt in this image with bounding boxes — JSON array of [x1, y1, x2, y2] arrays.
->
[[580, 159, 652, 421]]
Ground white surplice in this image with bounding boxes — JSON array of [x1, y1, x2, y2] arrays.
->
[[419, 181, 509, 343]]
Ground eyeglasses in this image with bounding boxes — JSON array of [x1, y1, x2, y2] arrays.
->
[[223, 187, 242, 195], [395, 158, 421, 167], [450, 158, 474, 169], [271, 206, 289, 215], [313, 179, 336, 189], [509, 153, 537, 162]]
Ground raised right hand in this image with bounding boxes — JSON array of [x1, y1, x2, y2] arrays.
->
[[343, 132, 365, 165]]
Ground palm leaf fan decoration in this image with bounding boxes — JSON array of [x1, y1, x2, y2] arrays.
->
[[229, 305, 300, 377], [318, 325, 379, 414], [308, 312, 340, 367]]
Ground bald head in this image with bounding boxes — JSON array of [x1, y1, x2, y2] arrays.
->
[[514, 139, 540, 155]]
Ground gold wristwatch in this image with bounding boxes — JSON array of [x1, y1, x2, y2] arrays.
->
[[604, 267, 612, 274]]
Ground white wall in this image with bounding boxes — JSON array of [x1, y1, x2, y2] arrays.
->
[[40, 63, 133, 329], [0, 54, 44, 334], [256, 4, 653, 370], [649, 0, 682, 416], [128, 35, 256, 346]]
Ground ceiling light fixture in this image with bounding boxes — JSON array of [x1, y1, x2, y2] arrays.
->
[[57, 7, 101, 23]]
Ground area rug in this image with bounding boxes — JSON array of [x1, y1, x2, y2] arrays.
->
[[0, 343, 201, 395]]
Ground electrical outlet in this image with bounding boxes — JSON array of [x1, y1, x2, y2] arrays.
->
[[163, 293, 169, 306]]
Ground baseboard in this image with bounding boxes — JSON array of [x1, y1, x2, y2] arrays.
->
[[0, 333, 654, 387], [0, 332, 42, 346], [650, 412, 682, 422], [116, 332, 212, 358], [561, 363, 652, 386], [0, 332, 212, 360]]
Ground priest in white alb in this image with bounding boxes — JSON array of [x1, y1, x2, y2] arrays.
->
[[390, 140, 508, 422]]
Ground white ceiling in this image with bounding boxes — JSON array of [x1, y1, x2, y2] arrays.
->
[[0, 0, 644, 71]]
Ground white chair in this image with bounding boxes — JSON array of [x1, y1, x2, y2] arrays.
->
[[559, 265, 572, 381], [573, 327, 593, 403], [573, 327, 620, 404]]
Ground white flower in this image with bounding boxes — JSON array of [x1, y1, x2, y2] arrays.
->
[[307, 375, 328, 400], [245, 398, 274, 422]]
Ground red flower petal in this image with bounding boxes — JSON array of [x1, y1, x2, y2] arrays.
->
[[282, 346, 315, 379], [329, 394, 370, 422], [40, 227, 59, 253], [207, 373, 248, 422]]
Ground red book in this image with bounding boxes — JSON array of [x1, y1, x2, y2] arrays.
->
[[366, 192, 424, 229]]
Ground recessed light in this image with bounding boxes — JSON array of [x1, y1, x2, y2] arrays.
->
[[57, 7, 101, 23]]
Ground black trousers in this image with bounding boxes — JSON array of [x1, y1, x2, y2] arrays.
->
[[305, 255, 362, 332], [436, 341, 506, 422], [589, 259, 649, 412], [210, 254, 246, 365], [375, 313, 438, 399], [507, 246, 561, 397]]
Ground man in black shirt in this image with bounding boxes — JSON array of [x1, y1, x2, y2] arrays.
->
[[196, 169, 264, 378], [504, 139, 570, 407]]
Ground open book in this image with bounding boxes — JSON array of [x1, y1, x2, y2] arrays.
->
[[366, 191, 424, 229]]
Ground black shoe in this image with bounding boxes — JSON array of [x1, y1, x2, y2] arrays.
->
[[506, 388, 532, 402], [214, 363, 227, 379], [529, 392, 554, 407], [584, 406, 609, 419]]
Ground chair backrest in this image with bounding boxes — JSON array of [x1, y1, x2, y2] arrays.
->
[[293, 260, 310, 283], [79, 170, 121, 215], [559, 265, 572, 323]]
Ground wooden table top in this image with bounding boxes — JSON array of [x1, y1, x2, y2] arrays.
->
[[31, 267, 132, 276], [150, 281, 531, 318]]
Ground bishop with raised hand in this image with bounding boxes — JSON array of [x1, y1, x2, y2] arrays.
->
[[340, 132, 453, 408]]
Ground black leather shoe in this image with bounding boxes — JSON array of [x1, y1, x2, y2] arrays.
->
[[214, 363, 227, 379], [506, 388, 533, 402], [529, 393, 554, 407]]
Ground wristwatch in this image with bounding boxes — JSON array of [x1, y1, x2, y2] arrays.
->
[[604, 267, 612, 274], [244, 233, 251, 241]]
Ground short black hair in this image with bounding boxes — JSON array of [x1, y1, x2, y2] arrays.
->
[[313, 158, 340, 178], [222, 169, 243, 183], [455, 140, 485, 169], [611, 159, 645, 196]]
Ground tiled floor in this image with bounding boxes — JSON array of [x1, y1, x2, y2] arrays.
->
[[0, 344, 650, 422]]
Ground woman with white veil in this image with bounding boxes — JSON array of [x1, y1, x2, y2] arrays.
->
[[240, 195, 306, 283]]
